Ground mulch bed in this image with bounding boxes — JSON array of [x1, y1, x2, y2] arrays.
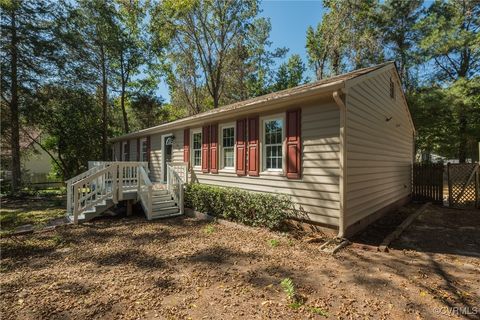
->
[[1, 207, 479, 319]]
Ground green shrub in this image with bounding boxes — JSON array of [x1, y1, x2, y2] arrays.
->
[[184, 183, 295, 230]]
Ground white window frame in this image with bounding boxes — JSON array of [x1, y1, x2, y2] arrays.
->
[[122, 141, 129, 161], [219, 122, 236, 171], [191, 128, 202, 169], [260, 114, 285, 173], [140, 138, 148, 162]]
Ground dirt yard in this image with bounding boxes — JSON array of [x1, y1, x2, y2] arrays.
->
[[1, 205, 479, 319]]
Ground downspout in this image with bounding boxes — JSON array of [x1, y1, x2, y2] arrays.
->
[[333, 90, 347, 239]]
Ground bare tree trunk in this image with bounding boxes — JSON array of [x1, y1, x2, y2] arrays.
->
[[9, 9, 21, 193], [332, 49, 340, 76], [100, 45, 108, 160], [120, 55, 129, 133], [120, 81, 129, 133], [458, 104, 467, 163]]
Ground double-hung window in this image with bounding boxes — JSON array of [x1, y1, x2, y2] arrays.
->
[[192, 130, 202, 167], [140, 138, 148, 162], [263, 118, 284, 171], [221, 124, 235, 169]]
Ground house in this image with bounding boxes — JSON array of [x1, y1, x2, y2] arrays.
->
[[1, 129, 55, 184], [105, 62, 415, 236]]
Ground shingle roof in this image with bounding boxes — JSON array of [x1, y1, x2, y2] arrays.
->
[[110, 62, 394, 142]]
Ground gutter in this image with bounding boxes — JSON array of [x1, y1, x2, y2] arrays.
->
[[332, 90, 347, 239]]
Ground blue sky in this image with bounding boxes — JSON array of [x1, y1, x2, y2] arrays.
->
[[158, 0, 325, 102]]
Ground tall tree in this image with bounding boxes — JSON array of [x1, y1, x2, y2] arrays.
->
[[58, 0, 119, 159], [29, 85, 103, 178], [0, 0, 58, 192], [378, 0, 422, 91], [274, 54, 306, 91], [130, 93, 165, 129], [111, 0, 151, 134], [418, 0, 479, 82], [417, 0, 480, 162], [306, 0, 383, 80], [151, 0, 260, 111]]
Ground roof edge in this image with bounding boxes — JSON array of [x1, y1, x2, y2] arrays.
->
[[110, 79, 345, 142]]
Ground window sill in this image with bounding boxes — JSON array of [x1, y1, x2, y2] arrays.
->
[[218, 168, 235, 174], [260, 170, 284, 176]]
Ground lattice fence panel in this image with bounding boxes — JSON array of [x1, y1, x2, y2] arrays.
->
[[447, 163, 479, 209]]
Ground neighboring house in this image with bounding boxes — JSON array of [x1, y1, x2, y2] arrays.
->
[[1, 129, 55, 183], [109, 62, 415, 236]]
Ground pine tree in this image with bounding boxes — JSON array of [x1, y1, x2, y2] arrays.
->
[[1, 0, 58, 192]]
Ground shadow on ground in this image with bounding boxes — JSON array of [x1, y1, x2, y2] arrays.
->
[[352, 204, 480, 258]]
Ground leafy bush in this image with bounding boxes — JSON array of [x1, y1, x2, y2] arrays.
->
[[184, 183, 295, 230]]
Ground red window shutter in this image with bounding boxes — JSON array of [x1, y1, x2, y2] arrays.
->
[[286, 108, 302, 179], [146, 136, 151, 163], [183, 129, 190, 167], [247, 117, 259, 176], [210, 124, 218, 173], [235, 119, 247, 176], [136, 138, 140, 161], [202, 125, 210, 173]]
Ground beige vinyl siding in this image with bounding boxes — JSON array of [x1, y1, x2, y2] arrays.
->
[[148, 130, 184, 182], [345, 69, 413, 227], [190, 100, 341, 226], [150, 133, 162, 182], [171, 129, 185, 163], [129, 139, 137, 161], [113, 142, 121, 160]]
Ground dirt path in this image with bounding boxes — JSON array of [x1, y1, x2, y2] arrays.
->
[[1, 207, 479, 319]]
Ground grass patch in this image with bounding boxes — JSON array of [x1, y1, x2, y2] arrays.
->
[[267, 239, 280, 248], [0, 197, 65, 233], [308, 306, 329, 317], [203, 224, 215, 235]]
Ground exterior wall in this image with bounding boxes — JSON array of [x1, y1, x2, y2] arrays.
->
[[23, 146, 52, 175], [111, 98, 342, 226], [188, 99, 341, 226], [130, 139, 137, 161], [149, 133, 162, 182], [344, 68, 414, 230], [149, 130, 184, 182]]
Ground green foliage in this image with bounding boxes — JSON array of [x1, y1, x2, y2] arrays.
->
[[51, 235, 65, 246], [185, 184, 295, 230], [274, 54, 306, 91], [378, 0, 423, 90], [417, 0, 479, 81], [0, 197, 65, 234], [306, 0, 383, 79], [308, 306, 329, 317], [410, 77, 480, 162], [29, 85, 103, 179], [203, 224, 216, 235], [280, 278, 297, 302], [267, 239, 280, 248], [151, 0, 261, 110]]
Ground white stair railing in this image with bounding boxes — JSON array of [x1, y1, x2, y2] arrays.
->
[[137, 166, 153, 219], [68, 161, 149, 222], [166, 162, 187, 215], [66, 163, 112, 215], [72, 165, 117, 223]]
